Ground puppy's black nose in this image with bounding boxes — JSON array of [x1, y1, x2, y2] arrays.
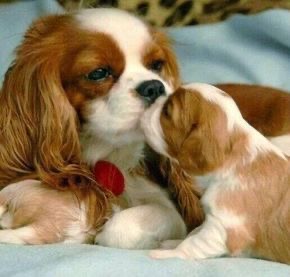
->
[[136, 80, 165, 104]]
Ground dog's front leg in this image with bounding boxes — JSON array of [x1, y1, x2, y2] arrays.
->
[[95, 204, 186, 249], [150, 215, 228, 260]]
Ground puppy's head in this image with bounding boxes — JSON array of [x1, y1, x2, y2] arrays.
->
[[0, 8, 179, 186], [141, 83, 244, 175]]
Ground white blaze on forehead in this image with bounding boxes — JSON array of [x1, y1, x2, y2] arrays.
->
[[75, 9, 173, 91], [76, 8, 151, 61]]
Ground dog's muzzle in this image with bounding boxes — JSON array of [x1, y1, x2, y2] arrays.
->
[[136, 80, 165, 105]]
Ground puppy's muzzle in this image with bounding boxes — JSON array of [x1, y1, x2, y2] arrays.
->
[[136, 80, 165, 105]]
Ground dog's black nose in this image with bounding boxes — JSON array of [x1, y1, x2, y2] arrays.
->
[[136, 80, 165, 104]]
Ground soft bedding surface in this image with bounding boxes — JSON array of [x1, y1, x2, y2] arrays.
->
[[0, 1, 289, 276]]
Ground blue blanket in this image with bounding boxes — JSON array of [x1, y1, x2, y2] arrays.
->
[[0, 1, 289, 276]]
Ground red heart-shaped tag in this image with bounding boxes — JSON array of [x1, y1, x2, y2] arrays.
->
[[93, 160, 125, 196]]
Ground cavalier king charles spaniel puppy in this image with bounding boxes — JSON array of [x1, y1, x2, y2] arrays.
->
[[141, 83, 290, 263], [0, 179, 109, 244], [0, 8, 289, 247]]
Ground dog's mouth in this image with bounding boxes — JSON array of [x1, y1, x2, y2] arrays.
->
[[141, 94, 168, 119]]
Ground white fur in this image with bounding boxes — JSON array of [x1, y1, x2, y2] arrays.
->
[[0, 226, 36, 244], [81, 138, 145, 171], [242, 124, 287, 162], [140, 96, 169, 157], [95, 203, 185, 249], [268, 134, 290, 156], [195, 171, 243, 192], [77, 9, 151, 61]]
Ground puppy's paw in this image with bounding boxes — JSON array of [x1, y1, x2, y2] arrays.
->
[[160, 239, 182, 249], [150, 249, 188, 260]]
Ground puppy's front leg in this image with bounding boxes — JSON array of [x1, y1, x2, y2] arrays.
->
[[95, 204, 186, 249], [150, 215, 228, 260]]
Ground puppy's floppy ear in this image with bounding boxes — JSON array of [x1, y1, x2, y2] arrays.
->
[[143, 146, 204, 229], [0, 15, 93, 189], [160, 157, 205, 230], [175, 91, 232, 174], [151, 30, 181, 89]]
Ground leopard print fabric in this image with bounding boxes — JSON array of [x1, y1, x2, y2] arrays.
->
[[57, 0, 290, 26]]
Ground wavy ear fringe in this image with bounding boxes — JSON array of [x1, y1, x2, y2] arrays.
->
[[151, 29, 181, 90], [0, 15, 96, 191], [160, 157, 205, 230]]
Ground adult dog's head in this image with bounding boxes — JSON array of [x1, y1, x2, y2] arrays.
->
[[0, 8, 180, 188]]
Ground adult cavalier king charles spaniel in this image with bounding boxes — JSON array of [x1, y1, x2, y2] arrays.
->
[[0, 8, 289, 247]]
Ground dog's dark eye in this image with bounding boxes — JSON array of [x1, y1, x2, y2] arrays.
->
[[163, 101, 172, 118], [190, 123, 198, 132], [149, 60, 165, 72], [86, 67, 112, 82]]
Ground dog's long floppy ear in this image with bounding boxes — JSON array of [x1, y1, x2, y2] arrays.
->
[[160, 157, 205, 230], [151, 29, 181, 90], [0, 15, 94, 189]]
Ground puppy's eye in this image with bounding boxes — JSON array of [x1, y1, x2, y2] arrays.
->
[[86, 67, 112, 82], [149, 60, 165, 72], [163, 101, 172, 118], [190, 123, 198, 132]]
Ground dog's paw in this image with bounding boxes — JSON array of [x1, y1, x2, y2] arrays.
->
[[160, 239, 182, 249], [95, 204, 185, 250], [94, 208, 160, 249], [150, 249, 188, 260], [95, 224, 159, 249]]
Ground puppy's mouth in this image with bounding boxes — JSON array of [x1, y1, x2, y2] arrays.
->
[[139, 93, 166, 118], [139, 96, 169, 152]]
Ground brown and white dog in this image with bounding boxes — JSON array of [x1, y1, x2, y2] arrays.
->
[[0, 8, 186, 247], [141, 83, 290, 263], [0, 8, 289, 247]]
